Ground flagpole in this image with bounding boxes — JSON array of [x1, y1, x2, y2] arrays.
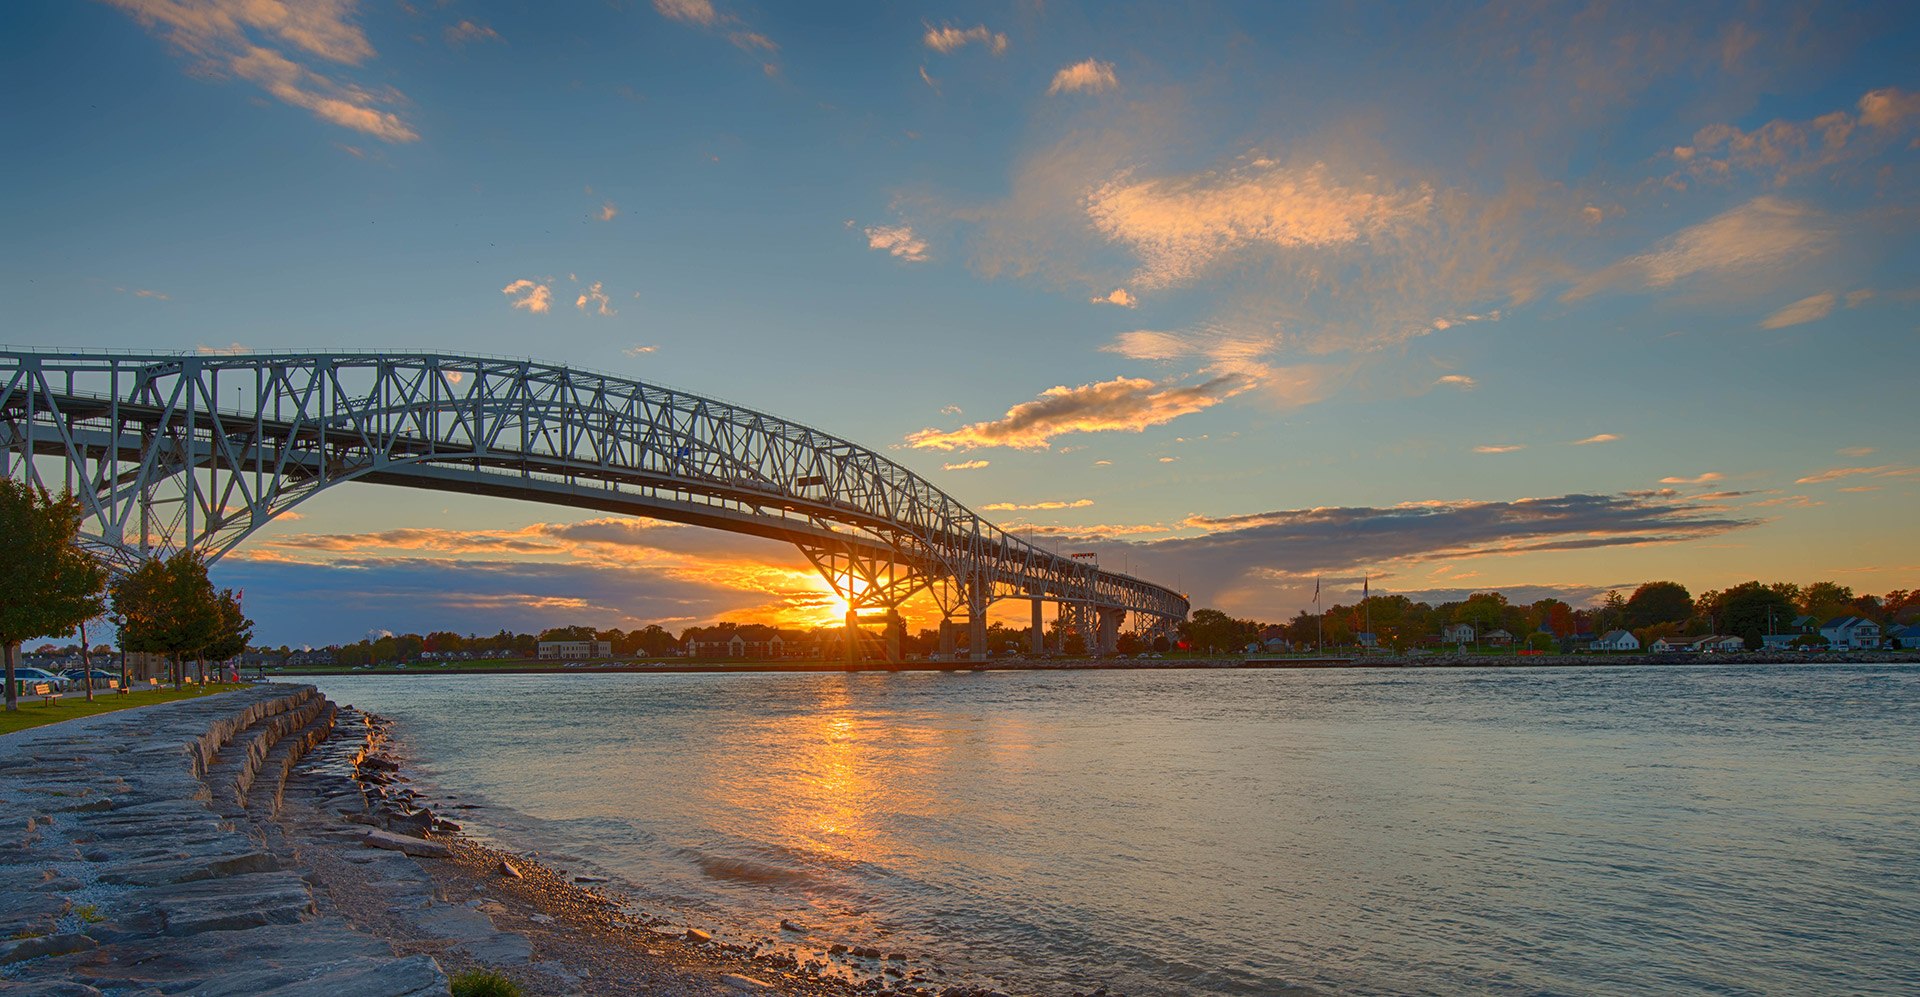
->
[[1315, 576, 1323, 652]]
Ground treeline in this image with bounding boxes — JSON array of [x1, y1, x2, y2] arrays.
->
[[1, 482, 254, 710], [1183, 580, 1919, 653]]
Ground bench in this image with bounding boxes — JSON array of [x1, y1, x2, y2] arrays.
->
[[31, 682, 62, 707]]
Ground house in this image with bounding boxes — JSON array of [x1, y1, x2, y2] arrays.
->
[[683, 624, 792, 659], [1886, 624, 1920, 649], [1650, 636, 1689, 653], [1593, 629, 1639, 652], [1483, 629, 1515, 646], [1690, 635, 1745, 653], [1820, 616, 1881, 650], [537, 640, 612, 660], [1441, 623, 1475, 644], [1356, 631, 1378, 648]]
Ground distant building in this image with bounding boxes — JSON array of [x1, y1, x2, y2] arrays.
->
[[1886, 624, 1920, 649], [1441, 623, 1475, 644], [1483, 629, 1514, 646], [1820, 616, 1881, 650], [1355, 631, 1378, 648], [537, 640, 613, 660], [1593, 629, 1639, 652], [682, 625, 809, 659], [1650, 636, 1688, 653], [1690, 635, 1745, 653]]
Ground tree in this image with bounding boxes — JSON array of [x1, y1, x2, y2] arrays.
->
[[202, 589, 255, 677], [111, 551, 220, 689], [1718, 582, 1798, 650], [1454, 592, 1508, 633], [1625, 581, 1692, 629], [0, 481, 108, 711]]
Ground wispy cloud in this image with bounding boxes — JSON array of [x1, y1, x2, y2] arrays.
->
[[597, 201, 619, 222], [924, 24, 1006, 56], [905, 374, 1250, 451], [1796, 465, 1920, 485], [1048, 59, 1118, 95], [1567, 196, 1828, 299], [1086, 160, 1433, 289], [1474, 444, 1525, 454], [653, 0, 718, 26], [864, 224, 929, 262], [1760, 291, 1837, 329], [652, 0, 778, 70], [444, 20, 501, 48], [195, 342, 249, 355], [105, 0, 418, 142], [1669, 87, 1920, 186], [1838, 446, 1876, 457], [1659, 472, 1723, 485], [502, 279, 552, 314], [941, 459, 990, 471], [1572, 433, 1620, 445], [1435, 374, 1477, 390], [1091, 288, 1138, 308], [939, 404, 963, 415], [981, 498, 1094, 512], [575, 281, 614, 316], [624, 344, 658, 356]]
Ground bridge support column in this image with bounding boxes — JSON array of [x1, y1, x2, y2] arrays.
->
[[845, 610, 860, 668], [1031, 595, 1045, 656], [938, 618, 956, 659], [886, 611, 904, 664], [967, 612, 987, 662], [1097, 607, 1125, 656]]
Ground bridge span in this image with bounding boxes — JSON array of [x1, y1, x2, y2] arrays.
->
[[0, 350, 1187, 660]]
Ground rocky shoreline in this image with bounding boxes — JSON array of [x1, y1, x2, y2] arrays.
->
[[0, 685, 1064, 997]]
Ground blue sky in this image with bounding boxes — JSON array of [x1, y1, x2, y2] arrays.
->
[[3, 1, 1917, 644]]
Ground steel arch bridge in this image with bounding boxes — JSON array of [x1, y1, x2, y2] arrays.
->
[[0, 350, 1187, 660]]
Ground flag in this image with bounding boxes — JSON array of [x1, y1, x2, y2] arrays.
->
[[1363, 575, 1368, 602], [1314, 576, 1320, 604]]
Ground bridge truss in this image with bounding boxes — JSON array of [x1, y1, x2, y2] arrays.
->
[[0, 351, 1187, 660]]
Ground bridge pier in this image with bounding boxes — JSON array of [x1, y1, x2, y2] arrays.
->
[[1097, 607, 1125, 656], [1031, 595, 1044, 656], [938, 618, 956, 658]]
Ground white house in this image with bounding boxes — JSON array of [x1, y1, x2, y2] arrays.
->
[[1820, 616, 1881, 650], [1441, 623, 1475, 644], [1650, 635, 1689, 653], [1691, 635, 1745, 653], [1593, 629, 1639, 652]]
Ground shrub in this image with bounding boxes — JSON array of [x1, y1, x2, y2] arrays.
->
[[449, 969, 524, 997]]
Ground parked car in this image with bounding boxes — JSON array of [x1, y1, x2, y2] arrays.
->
[[10, 667, 71, 693]]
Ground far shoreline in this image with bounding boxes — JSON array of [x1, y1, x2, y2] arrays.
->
[[270, 649, 1920, 678]]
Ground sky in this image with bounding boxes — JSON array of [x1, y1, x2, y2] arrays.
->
[[3, 1, 1917, 645]]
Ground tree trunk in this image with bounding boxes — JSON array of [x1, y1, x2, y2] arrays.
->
[[80, 620, 95, 703], [3, 641, 17, 712], [196, 657, 206, 686]]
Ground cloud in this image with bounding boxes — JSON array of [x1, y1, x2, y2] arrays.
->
[[864, 224, 929, 262], [1048, 59, 1118, 95], [980, 498, 1094, 512], [918, 66, 939, 94], [1567, 197, 1827, 299], [1858, 87, 1920, 129], [1658, 472, 1722, 485], [624, 344, 658, 356], [1796, 465, 1920, 485], [1572, 433, 1620, 445], [904, 374, 1250, 451], [653, 0, 717, 26], [502, 279, 552, 314], [575, 281, 615, 316], [1837, 446, 1875, 457], [1845, 289, 1874, 308], [105, 0, 418, 142], [1582, 205, 1605, 224], [1085, 160, 1434, 289], [1435, 374, 1477, 390], [1091, 288, 1138, 308], [939, 404, 963, 415], [942, 459, 990, 471], [116, 286, 171, 301], [597, 201, 618, 222], [444, 20, 501, 47], [1474, 444, 1525, 454], [1144, 492, 1759, 587], [924, 24, 1006, 56], [195, 342, 249, 354], [1759, 292, 1835, 329]]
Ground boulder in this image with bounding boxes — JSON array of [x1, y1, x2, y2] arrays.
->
[[361, 829, 449, 858]]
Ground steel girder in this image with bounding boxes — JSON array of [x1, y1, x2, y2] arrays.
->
[[0, 350, 1190, 627]]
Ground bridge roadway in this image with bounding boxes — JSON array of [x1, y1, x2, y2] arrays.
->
[[0, 350, 1189, 660]]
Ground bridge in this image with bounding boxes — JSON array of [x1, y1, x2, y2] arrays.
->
[[0, 350, 1188, 661]]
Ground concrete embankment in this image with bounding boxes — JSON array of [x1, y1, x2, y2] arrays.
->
[[0, 685, 448, 996]]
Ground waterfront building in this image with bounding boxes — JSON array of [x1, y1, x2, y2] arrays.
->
[[1593, 629, 1640, 652], [537, 640, 613, 660], [1441, 623, 1474, 644], [1819, 616, 1882, 649]]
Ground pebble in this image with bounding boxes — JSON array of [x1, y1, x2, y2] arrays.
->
[[498, 858, 524, 878]]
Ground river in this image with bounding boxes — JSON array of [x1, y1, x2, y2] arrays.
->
[[308, 664, 1920, 995]]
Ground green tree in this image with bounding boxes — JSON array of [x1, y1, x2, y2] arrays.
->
[[1625, 581, 1692, 629], [0, 481, 108, 711], [202, 589, 255, 675], [111, 551, 221, 688], [1454, 592, 1509, 633], [1717, 581, 1799, 649]]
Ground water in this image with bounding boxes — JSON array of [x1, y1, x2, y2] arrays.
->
[[308, 665, 1920, 996]]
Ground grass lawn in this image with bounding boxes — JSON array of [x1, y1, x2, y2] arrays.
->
[[0, 685, 230, 737]]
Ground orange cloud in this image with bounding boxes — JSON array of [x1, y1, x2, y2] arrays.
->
[[1436, 374, 1477, 390], [941, 459, 990, 471], [905, 374, 1249, 451], [1086, 160, 1433, 288], [924, 24, 1006, 56], [575, 281, 615, 316], [1048, 59, 1117, 95], [1796, 465, 1919, 484], [980, 498, 1093, 512], [1759, 292, 1836, 329], [864, 224, 929, 262], [1572, 433, 1620, 445], [502, 279, 552, 313], [1659, 472, 1723, 485], [445, 20, 501, 47], [1474, 444, 1525, 454], [1568, 197, 1827, 299], [1091, 288, 1138, 308]]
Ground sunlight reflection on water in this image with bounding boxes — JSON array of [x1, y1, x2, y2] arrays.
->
[[311, 665, 1920, 996]]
